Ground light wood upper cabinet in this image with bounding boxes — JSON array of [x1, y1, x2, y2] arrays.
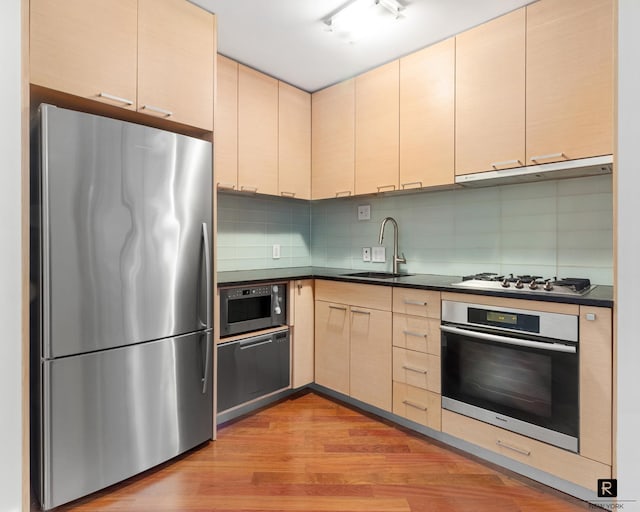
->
[[399, 38, 455, 189], [311, 80, 355, 200], [526, 0, 614, 164], [455, 8, 526, 176], [238, 65, 279, 195], [30, 0, 138, 110], [138, 0, 214, 130], [355, 60, 400, 195], [279, 82, 311, 200], [214, 55, 239, 190]]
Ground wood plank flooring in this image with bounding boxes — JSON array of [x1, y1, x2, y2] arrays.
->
[[55, 392, 590, 511]]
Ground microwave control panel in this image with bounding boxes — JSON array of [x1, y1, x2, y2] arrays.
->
[[224, 285, 274, 299]]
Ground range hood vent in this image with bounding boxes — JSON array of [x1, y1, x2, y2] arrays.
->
[[455, 155, 613, 188]]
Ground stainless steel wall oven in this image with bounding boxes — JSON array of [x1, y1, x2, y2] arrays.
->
[[441, 300, 579, 452]]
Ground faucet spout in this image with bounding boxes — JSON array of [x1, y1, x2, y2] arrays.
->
[[378, 217, 406, 274]]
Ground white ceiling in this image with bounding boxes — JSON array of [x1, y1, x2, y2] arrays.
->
[[191, 0, 534, 92]]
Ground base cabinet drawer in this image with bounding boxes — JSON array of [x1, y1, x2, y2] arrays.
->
[[441, 409, 611, 489], [393, 288, 441, 318], [392, 346, 440, 393], [392, 382, 441, 431], [392, 314, 440, 355]]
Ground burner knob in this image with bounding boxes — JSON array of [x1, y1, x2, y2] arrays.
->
[[543, 280, 554, 291], [501, 279, 510, 288], [529, 280, 539, 290], [515, 279, 524, 289]]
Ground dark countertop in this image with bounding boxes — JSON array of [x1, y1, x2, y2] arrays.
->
[[218, 266, 614, 308]]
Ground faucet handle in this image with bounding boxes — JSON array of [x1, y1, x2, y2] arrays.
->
[[397, 253, 407, 264]]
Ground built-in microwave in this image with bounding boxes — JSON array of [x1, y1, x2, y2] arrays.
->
[[220, 283, 287, 337]]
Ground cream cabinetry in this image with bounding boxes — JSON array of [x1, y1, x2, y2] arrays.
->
[[399, 38, 455, 189], [311, 80, 355, 199], [314, 281, 392, 411], [279, 83, 311, 199], [355, 61, 400, 195], [391, 288, 442, 430], [290, 280, 315, 389], [526, 0, 614, 165], [455, 8, 525, 176], [238, 65, 279, 195], [214, 55, 238, 190], [31, 0, 215, 131]]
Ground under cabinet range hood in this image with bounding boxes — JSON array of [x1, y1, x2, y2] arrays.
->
[[455, 155, 613, 187]]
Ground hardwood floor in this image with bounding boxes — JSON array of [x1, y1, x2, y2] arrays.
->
[[56, 392, 590, 511]]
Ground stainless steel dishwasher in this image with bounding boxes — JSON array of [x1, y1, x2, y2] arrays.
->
[[217, 329, 290, 412]]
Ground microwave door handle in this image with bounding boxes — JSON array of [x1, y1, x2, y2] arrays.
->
[[440, 325, 576, 354]]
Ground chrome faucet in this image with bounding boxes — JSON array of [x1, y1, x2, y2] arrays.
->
[[378, 217, 406, 275]]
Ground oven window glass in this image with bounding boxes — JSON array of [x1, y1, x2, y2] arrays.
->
[[442, 330, 578, 437], [227, 296, 271, 324]]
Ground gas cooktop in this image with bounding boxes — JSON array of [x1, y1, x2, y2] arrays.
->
[[451, 273, 595, 297]]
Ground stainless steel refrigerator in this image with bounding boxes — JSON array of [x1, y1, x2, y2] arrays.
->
[[30, 104, 213, 510]]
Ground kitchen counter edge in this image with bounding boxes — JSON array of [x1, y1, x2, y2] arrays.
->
[[217, 267, 613, 308]]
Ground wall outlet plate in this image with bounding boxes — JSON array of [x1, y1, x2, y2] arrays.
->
[[357, 204, 371, 221], [272, 244, 280, 259], [372, 246, 385, 262], [362, 247, 371, 262]]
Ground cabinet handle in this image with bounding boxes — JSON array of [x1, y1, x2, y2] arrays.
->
[[98, 92, 133, 106], [401, 364, 427, 374], [401, 181, 422, 190], [329, 305, 347, 311], [217, 182, 236, 191], [530, 152, 566, 163], [496, 439, 531, 456], [351, 309, 370, 315], [403, 330, 427, 338], [402, 400, 427, 411], [240, 185, 258, 193], [141, 104, 173, 117], [377, 184, 396, 193], [404, 299, 427, 306], [490, 159, 522, 169], [335, 190, 352, 198], [280, 191, 296, 198]]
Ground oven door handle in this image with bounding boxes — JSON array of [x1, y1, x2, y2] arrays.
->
[[440, 325, 576, 354]]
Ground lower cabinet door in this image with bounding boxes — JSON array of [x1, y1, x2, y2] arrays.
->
[[315, 301, 350, 395]]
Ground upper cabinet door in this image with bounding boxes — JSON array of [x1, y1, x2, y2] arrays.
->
[[526, 0, 614, 165], [237, 65, 279, 195], [30, 0, 138, 110], [215, 55, 239, 191], [400, 38, 455, 189], [312, 80, 355, 200], [278, 82, 311, 200], [355, 60, 400, 195], [138, 0, 214, 130], [455, 8, 526, 176]]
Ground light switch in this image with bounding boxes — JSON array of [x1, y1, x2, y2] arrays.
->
[[372, 246, 385, 262], [272, 244, 280, 259]]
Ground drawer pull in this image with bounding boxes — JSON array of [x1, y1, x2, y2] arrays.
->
[[401, 364, 427, 374], [530, 152, 566, 163], [496, 439, 531, 456], [401, 181, 422, 189], [217, 182, 236, 191], [377, 184, 396, 192], [329, 305, 347, 311], [402, 400, 427, 412], [335, 190, 352, 198], [141, 104, 173, 117], [98, 92, 133, 106], [403, 330, 427, 339], [490, 159, 522, 168], [351, 309, 371, 315], [404, 299, 427, 306]]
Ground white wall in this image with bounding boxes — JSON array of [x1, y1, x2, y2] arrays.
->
[[0, 1, 23, 511], [616, 1, 640, 510]]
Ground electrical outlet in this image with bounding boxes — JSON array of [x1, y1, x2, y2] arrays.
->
[[372, 246, 386, 263], [357, 204, 371, 221], [362, 247, 371, 262], [272, 244, 280, 259]]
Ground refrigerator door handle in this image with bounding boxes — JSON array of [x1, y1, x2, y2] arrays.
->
[[202, 331, 212, 394], [202, 222, 212, 330]]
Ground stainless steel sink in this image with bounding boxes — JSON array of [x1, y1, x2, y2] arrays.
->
[[341, 271, 413, 279]]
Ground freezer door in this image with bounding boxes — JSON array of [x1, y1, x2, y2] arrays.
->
[[41, 331, 213, 510], [40, 105, 212, 358]]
